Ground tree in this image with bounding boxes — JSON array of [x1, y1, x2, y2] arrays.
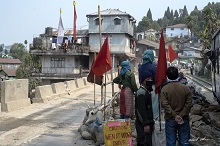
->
[[198, 6, 220, 76], [24, 40, 28, 51], [186, 15, 198, 36], [174, 10, 179, 18], [182, 5, 189, 17], [10, 43, 28, 61], [0, 45, 3, 53], [4, 49, 8, 55], [147, 9, 153, 20], [136, 16, 152, 32]]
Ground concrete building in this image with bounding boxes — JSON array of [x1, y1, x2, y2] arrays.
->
[[165, 24, 190, 38], [30, 27, 90, 85], [86, 8, 136, 70], [136, 29, 158, 41]]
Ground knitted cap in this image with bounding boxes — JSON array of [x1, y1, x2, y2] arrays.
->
[[139, 69, 152, 84]]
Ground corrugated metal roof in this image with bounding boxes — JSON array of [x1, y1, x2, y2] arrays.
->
[[166, 24, 186, 28], [52, 29, 88, 36], [137, 39, 159, 49], [86, 8, 132, 17], [137, 39, 169, 49], [2, 68, 17, 76], [0, 58, 21, 64]]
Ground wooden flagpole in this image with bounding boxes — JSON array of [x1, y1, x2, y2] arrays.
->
[[98, 5, 103, 105], [93, 52, 96, 106], [158, 85, 162, 132]]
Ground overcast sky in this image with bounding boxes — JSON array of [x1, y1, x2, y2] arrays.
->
[[0, 0, 218, 46]]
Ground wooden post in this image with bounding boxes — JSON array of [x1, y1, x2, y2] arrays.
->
[[98, 5, 103, 105]]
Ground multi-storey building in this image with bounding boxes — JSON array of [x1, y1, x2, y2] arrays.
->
[[86, 8, 136, 70], [30, 8, 136, 85], [30, 27, 89, 85]]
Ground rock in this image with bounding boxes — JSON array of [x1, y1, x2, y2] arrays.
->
[[192, 121, 205, 127], [80, 125, 89, 132], [81, 131, 93, 140], [202, 113, 211, 124], [191, 104, 202, 115], [190, 115, 203, 123]]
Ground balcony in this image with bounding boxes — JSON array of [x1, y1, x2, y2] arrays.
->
[[31, 67, 90, 79], [30, 43, 89, 56]]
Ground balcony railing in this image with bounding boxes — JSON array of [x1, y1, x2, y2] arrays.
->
[[31, 67, 90, 78], [30, 42, 89, 55]]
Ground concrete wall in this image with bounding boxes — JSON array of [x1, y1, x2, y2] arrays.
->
[[33, 85, 59, 103], [1, 79, 30, 112]]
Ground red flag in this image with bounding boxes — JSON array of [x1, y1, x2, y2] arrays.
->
[[87, 61, 103, 85], [167, 45, 178, 63], [73, 1, 77, 42], [92, 36, 112, 76], [155, 30, 167, 94]]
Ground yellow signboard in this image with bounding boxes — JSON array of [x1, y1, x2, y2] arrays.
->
[[103, 120, 132, 146]]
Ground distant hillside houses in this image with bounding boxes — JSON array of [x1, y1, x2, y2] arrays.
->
[[136, 29, 158, 41], [165, 24, 191, 38]]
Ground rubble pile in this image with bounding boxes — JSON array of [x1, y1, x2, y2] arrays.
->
[[188, 82, 220, 146], [78, 92, 138, 146]]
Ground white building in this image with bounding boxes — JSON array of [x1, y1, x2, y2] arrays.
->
[[165, 24, 190, 38]]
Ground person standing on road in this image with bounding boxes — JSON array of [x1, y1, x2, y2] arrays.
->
[[113, 60, 138, 119], [161, 66, 193, 146], [135, 70, 155, 146], [138, 50, 158, 120]]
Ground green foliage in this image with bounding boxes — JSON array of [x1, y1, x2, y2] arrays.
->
[[16, 54, 41, 79], [174, 10, 179, 18], [10, 43, 28, 61], [182, 5, 189, 17], [0, 45, 3, 52], [4, 49, 8, 54], [199, 6, 220, 53], [147, 9, 152, 20]]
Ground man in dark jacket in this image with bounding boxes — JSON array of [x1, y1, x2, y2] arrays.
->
[[135, 70, 155, 146], [138, 50, 158, 120], [161, 66, 192, 146]]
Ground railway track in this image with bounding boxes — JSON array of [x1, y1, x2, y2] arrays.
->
[[185, 73, 212, 92]]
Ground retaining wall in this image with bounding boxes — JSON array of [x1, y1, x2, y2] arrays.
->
[[1, 79, 30, 112]]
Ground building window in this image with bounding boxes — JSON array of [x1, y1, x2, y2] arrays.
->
[[51, 57, 65, 68], [171, 28, 174, 30], [94, 17, 102, 25], [180, 28, 184, 30], [114, 16, 121, 25]]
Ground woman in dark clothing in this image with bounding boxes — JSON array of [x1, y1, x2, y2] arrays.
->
[[135, 70, 155, 146], [113, 60, 138, 119]]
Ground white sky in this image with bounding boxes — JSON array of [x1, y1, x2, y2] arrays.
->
[[0, 0, 218, 46]]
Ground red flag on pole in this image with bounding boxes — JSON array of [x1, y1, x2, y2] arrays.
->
[[73, 1, 77, 42], [167, 45, 178, 63], [92, 35, 112, 76], [87, 62, 103, 85], [155, 30, 167, 94]]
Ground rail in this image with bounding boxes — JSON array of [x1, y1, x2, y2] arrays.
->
[[185, 73, 212, 92]]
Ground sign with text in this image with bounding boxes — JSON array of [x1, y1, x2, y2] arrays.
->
[[103, 120, 132, 146]]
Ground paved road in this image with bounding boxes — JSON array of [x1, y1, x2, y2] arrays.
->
[[0, 83, 116, 146]]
